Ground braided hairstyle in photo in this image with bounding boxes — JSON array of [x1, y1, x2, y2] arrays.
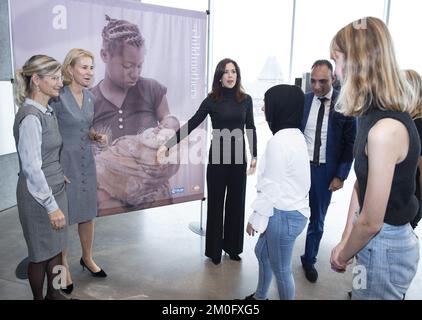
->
[[101, 14, 145, 56]]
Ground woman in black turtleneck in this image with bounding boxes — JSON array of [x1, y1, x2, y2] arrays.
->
[[159, 58, 257, 265]]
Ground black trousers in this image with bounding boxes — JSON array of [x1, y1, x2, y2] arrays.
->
[[205, 163, 247, 260]]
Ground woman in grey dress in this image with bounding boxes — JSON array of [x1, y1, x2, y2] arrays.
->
[[13, 55, 68, 300], [51, 49, 107, 294]]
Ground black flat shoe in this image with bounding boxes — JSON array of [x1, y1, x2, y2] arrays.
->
[[235, 293, 269, 300], [211, 257, 221, 265], [61, 283, 74, 294], [302, 263, 318, 283], [244, 293, 257, 300], [234, 293, 256, 300], [80, 258, 107, 278]]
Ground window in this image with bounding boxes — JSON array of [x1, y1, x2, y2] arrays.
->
[[292, 0, 386, 83], [388, 0, 422, 73], [212, 0, 294, 111]]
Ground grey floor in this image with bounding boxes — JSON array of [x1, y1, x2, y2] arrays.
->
[[1, 116, 421, 300]]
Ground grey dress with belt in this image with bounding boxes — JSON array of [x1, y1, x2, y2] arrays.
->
[[51, 86, 97, 225], [13, 100, 68, 263]]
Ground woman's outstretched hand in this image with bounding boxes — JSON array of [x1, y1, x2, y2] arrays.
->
[[157, 145, 169, 164]]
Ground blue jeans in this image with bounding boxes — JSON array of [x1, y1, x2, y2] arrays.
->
[[254, 209, 307, 300], [352, 223, 420, 300]]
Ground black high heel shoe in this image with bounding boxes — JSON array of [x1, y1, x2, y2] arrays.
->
[[224, 251, 241, 261], [80, 258, 107, 278], [61, 283, 74, 294], [229, 254, 241, 261]]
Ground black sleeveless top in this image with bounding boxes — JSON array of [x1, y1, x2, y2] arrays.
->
[[354, 109, 420, 225]]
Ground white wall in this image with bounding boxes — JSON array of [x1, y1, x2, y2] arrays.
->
[[389, 0, 422, 73], [0, 81, 16, 155]]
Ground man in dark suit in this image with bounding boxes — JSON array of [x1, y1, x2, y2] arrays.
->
[[300, 60, 356, 283]]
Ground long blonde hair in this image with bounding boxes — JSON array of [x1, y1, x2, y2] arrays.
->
[[331, 17, 417, 117], [62, 48, 94, 86], [14, 55, 61, 107], [402, 69, 422, 119]]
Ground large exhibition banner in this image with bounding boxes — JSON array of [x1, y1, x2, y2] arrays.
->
[[10, 0, 208, 216]]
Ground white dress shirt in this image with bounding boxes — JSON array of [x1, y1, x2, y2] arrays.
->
[[248, 128, 311, 233], [303, 88, 333, 163]]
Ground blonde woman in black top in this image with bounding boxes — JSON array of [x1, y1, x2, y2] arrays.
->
[[330, 17, 420, 299]]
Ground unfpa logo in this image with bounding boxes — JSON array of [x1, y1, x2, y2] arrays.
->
[[171, 187, 185, 195]]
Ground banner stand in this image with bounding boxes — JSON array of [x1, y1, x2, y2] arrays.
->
[[188, 197, 206, 236], [188, 2, 211, 238]]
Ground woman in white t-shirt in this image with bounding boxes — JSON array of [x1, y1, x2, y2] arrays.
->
[[243, 84, 311, 300]]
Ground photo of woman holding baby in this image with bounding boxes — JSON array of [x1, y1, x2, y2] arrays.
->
[[91, 15, 180, 214]]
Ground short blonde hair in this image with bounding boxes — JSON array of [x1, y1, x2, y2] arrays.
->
[[14, 55, 61, 107], [331, 17, 417, 117], [62, 48, 94, 86], [403, 70, 422, 119]]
